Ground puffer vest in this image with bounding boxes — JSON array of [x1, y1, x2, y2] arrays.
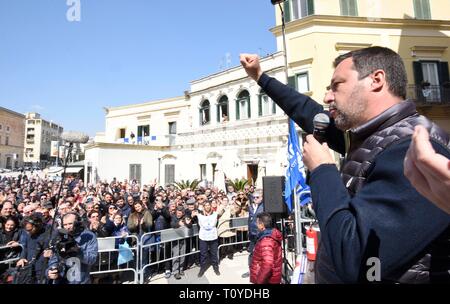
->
[[338, 100, 450, 283], [341, 101, 450, 196]]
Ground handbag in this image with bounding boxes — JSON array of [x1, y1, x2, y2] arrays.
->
[[117, 241, 134, 266]]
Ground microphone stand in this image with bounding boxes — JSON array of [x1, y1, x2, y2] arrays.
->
[[39, 142, 74, 284]]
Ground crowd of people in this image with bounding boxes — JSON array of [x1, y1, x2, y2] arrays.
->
[[0, 173, 259, 283]]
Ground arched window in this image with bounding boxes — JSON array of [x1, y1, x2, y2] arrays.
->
[[199, 100, 210, 125], [258, 89, 276, 116], [236, 90, 251, 120], [217, 95, 229, 122]]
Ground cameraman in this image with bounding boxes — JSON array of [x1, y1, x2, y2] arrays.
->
[[16, 213, 53, 284], [46, 212, 98, 284]]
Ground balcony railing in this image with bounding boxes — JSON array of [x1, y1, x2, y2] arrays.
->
[[407, 85, 450, 105]]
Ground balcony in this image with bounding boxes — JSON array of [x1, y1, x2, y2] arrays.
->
[[114, 135, 174, 147], [407, 85, 450, 106]]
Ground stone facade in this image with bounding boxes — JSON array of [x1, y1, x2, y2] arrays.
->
[[0, 107, 25, 169]]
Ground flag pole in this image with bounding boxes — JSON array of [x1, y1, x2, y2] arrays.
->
[[273, 0, 306, 282]]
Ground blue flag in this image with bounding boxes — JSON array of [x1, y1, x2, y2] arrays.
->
[[285, 119, 311, 211]]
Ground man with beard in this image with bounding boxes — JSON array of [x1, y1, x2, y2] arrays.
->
[[240, 47, 450, 283]]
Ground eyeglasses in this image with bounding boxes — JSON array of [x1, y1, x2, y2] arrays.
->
[[109, 206, 117, 210]]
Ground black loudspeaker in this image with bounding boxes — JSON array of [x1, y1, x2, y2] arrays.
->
[[263, 176, 287, 216]]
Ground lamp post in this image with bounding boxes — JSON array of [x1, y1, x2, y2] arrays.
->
[[271, 0, 289, 84], [271, 0, 304, 260]]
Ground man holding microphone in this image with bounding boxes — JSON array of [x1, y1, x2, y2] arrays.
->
[[240, 47, 450, 283]]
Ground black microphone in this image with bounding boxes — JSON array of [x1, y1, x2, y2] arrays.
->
[[313, 113, 330, 144]]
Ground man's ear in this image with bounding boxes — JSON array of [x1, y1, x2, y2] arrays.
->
[[370, 69, 386, 92]]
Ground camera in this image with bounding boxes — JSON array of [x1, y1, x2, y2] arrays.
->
[[53, 230, 80, 259]]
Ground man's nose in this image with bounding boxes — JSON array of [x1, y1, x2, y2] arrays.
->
[[323, 90, 334, 105]]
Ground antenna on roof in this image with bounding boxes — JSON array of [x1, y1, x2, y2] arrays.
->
[[225, 52, 231, 69]]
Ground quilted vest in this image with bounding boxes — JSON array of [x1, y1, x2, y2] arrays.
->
[[338, 100, 450, 283], [341, 101, 450, 196]]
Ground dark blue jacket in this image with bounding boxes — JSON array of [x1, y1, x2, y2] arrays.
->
[[151, 207, 171, 231], [258, 73, 450, 283], [19, 226, 52, 281], [248, 202, 264, 238], [120, 204, 132, 223], [46, 229, 98, 284]]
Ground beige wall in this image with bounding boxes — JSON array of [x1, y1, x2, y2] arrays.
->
[[275, 0, 450, 24], [0, 108, 25, 168]]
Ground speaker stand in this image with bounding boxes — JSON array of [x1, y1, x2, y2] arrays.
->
[[280, 217, 293, 284]]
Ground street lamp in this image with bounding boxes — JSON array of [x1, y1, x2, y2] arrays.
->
[[271, 0, 289, 83], [271, 0, 305, 280]]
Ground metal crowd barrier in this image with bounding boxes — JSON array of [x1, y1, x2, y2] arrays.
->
[[0, 244, 23, 267], [1, 216, 306, 284], [90, 234, 140, 284], [217, 217, 250, 264], [138, 225, 200, 284], [138, 216, 251, 284]]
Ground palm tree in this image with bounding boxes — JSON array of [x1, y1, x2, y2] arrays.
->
[[173, 179, 200, 190], [227, 178, 249, 192]]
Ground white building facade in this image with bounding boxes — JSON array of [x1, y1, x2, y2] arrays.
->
[[24, 112, 64, 168], [84, 52, 304, 187]]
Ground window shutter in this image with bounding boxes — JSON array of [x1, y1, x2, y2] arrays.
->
[[413, 0, 421, 18], [349, 0, 358, 16], [307, 0, 314, 15], [438, 62, 449, 84], [287, 76, 297, 89], [136, 165, 141, 184], [284, 0, 291, 23], [414, 0, 431, 19], [236, 100, 240, 120], [340, 0, 348, 15], [413, 62, 424, 85], [217, 104, 220, 122], [258, 95, 263, 116]]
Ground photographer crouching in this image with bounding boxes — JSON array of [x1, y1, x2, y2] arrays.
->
[[46, 212, 98, 284]]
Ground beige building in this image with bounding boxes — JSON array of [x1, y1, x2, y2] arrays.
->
[[24, 112, 64, 168], [273, 0, 450, 131], [0, 106, 25, 169]]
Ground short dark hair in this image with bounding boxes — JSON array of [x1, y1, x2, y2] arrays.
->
[[256, 212, 273, 229], [333, 46, 407, 99]]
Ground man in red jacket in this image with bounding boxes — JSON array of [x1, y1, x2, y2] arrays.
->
[[250, 212, 282, 284]]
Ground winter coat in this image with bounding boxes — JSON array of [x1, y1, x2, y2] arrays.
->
[[250, 228, 283, 284], [217, 205, 236, 238], [119, 204, 132, 223], [248, 202, 264, 238], [18, 226, 52, 282], [127, 210, 153, 237], [151, 207, 171, 231], [46, 229, 98, 284]]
